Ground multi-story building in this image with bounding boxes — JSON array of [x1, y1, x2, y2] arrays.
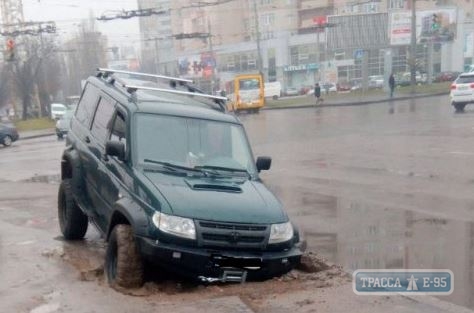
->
[[138, 0, 175, 75], [137, 0, 471, 93]]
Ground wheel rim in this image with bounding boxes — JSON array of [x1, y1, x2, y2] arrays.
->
[[3, 136, 11, 146]]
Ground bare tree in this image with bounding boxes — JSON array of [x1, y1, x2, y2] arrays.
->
[[11, 36, 58, 120]]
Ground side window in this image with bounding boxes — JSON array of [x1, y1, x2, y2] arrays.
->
[[110, 111, 127, 146], [75, 84, 99, 126], [90, 96, 115, 143]]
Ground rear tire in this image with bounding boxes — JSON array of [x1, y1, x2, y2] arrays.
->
[[3, 135, 12, 147], [272, 95, 278, 100], [58, 179, 88, 240], [454, 102, 466, 113], [106, 224, 144, 288]]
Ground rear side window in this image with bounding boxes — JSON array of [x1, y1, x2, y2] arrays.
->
[[75, 84, 99, 126], [456, 76, 474, 84], [91, 96, 115, 144]]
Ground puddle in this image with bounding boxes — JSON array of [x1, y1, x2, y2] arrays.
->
[[277, 187, 474, 310]]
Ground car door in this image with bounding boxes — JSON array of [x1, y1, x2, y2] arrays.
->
[[102, 110, 134, 211], [87, 93, 116, 230], [69, 83, 100, 215]]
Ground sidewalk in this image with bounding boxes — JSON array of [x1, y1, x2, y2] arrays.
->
[[19, 128, 55, 140], [264, 90, 449, 110]]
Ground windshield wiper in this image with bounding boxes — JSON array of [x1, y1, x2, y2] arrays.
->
[[194, 165, 251, 178], [143, 159, 204, 175]]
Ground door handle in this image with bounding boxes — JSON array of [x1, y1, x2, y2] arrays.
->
[[85, 136, 91, 143]]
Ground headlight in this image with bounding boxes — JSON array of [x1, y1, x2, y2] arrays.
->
[[152, 212, 196, 240], [269, 222, 293, 244]]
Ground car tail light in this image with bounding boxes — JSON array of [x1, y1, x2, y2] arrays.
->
[[451, 84, 456, 90], [470, 84, 474, 88]]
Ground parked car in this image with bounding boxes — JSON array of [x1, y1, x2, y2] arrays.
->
[[58, 68, 303, 288], [284, 87, 299, 96], [336, 81, 352, 92], [368, 75, 384, 89], [55, 109, 74, 139], [0, 123, 19, 147], [264, 81, 282, 100], [434, 71, 460, 83], [450, 72, 474, 112], [50, 103, 67, 120]]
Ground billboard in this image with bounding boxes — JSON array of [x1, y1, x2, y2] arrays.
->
[[389, 12, 411, 46], [327, 13, 389, 50], [389, 8, 457, 45], [178, 53, 216, 78], [417, 9, 456, 43]]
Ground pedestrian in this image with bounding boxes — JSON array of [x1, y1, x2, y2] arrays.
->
[[389, 73, 395, 98], [314, 83, 323, 105]]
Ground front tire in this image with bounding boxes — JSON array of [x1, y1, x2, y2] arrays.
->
[[454, 102, 466, 113], [58, 179, 88, 240], [3, 135, 12, 147], [106, 224, 144, 288]]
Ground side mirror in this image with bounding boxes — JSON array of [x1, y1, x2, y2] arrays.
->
[[106, 141, 126, 161], [256, 156, 271, 172]]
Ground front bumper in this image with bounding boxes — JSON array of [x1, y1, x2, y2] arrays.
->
[[136, 236, 302, 281]]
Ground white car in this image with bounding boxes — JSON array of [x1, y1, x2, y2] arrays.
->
[[450, 72, 474, 112], [50, 103, 67, 120]]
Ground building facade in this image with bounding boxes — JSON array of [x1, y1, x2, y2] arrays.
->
[[138, 0, 471, 93]]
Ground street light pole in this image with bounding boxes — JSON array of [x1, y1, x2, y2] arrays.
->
[[252, 0, 264, 78], [410, 0, 417, 93]]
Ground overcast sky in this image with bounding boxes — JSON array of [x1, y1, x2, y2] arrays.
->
[[22, 0, 140, 46]]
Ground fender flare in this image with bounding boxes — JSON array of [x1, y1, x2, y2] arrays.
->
[[61, 149, 84, 194], [106, 197, 151, 240]]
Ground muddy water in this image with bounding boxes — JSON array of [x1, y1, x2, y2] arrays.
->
[[239, 97, 474, 309]]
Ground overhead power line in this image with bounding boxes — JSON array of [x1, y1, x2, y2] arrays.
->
[[97, 8, 168, 21], [0, 21, 56, 37]]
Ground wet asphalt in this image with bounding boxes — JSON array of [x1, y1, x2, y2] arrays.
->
[[1, 95, 474, 311]]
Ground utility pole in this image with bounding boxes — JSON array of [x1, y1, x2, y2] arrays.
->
[[207, 18, 216, 94], [1, 0, 25, 119], [153, 37, 160, 74], [252, 0, 264, 78], [410, 0, 417, 93]]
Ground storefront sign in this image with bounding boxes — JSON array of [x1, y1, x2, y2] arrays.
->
[[283, 63, 319, 72]]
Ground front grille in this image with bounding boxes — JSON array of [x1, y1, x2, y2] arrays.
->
[[202, 233, 265, 243], [200, 221, 267, 231], [197, 220, 269, 250]]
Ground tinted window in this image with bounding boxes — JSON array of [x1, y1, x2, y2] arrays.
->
[[91, 96, 115, 143], [75, 84, 99, 126], [456, 76, 474, 84], [110, 111, 127, 146]]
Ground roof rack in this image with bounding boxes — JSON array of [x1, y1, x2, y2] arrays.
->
[[97, 68, 193, 84], [124, 84, 227, 102], [96, 68, 228, 112]]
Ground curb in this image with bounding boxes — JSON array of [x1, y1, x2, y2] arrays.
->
[[19, 131, 55, 140], [263, 91, 449, 111]]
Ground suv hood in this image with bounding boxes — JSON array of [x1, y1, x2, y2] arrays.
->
[[143, 172, 287, 224]]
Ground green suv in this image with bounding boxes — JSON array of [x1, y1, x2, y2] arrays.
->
[[58, 69, 303, 288]]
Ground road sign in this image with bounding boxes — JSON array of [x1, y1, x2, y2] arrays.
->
[[354, 49, 364, 59]]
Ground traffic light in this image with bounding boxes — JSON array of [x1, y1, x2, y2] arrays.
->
[[432, 13, 440, 31], [5, 38, 15, 62]]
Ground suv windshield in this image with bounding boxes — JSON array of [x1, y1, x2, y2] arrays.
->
[[134, 114, 256, 176]]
